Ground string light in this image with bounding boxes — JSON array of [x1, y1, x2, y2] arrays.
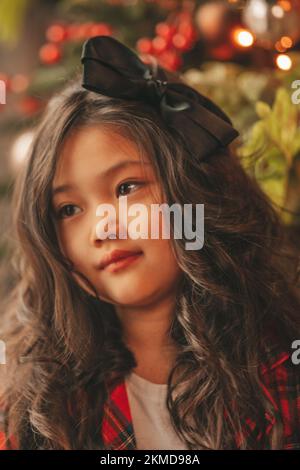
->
[[278, 0, 292, 11], [276, 53, 292, 70], [271, 5, 285, 18], [275, 40, 286, 52], [281, 36, 293, 48], [10, 131, 34, 171], [232, 28, 254, 47]]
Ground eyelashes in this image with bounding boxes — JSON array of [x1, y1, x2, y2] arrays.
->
[[55, 204, 82, 219], [54, 180, 145, 220], [116, 181, 143, 198]]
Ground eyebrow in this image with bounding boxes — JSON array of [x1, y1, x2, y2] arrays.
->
[[52, 159, 151, 198]]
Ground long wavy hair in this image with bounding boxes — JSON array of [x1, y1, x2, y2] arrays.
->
[[0, 70, 300, 450]]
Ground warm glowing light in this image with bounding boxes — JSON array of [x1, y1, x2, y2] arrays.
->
[[9, 74, 29, 93], [281, 36, 293, 48], [271, 5, 284, 18], [233, 28, 254, 47], [10, 131, 34, 171], [275, 40, 286, 52], [278, 0, 292, 11], [250, 0, 268, 19], [276, 54, 292, 70]]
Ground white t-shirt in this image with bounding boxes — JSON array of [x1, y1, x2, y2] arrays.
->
[[125, 371, 189, 450]]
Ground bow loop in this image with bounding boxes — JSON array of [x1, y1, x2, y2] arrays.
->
[[81, 35, 239, 160]]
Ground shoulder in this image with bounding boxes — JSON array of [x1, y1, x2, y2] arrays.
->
[[0, 407, 7, 450], [0, 431, 18, 450], [0, 405, 18, 450], [259, 341, 300, 449], [0, 431, 8, 450]]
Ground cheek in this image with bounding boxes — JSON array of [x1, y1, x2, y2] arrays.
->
[[126, 196, 172, 240], [144, 237, 181, 281], [56, 223, 85, 268], [105, 238, 182, 306], [56, 223, 98, 297]]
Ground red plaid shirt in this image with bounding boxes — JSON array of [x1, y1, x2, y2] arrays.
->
[[1, 343, 300, 450]]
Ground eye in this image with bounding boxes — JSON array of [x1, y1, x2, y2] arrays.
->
[[116, 181, 143, 198], [55, 204, 81, 219]]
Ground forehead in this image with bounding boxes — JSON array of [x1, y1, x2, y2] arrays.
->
[[53, 125, 150, 184]]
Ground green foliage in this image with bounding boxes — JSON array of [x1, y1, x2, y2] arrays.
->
[[183, 57, 300, 226], [0, 0, 169, 46], [57, 0, 168, 47], [238, 87, 300, 224], [0, 0, 31, 44], [183, 63, 270, 135]]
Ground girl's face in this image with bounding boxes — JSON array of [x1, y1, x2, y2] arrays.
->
[[52, 125, 182, 307]]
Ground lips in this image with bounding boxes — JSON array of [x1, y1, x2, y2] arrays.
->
[[98, 249, 143, 271]]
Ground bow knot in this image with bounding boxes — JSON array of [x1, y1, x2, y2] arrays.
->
[[81, 36, 239, 161], [142, 68, 168, 103]]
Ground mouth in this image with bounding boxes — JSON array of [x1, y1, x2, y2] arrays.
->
[[99, 250, 143, 273]]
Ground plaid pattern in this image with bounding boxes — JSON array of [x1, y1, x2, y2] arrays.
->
[[0, 345, 299, 450], [232, 347, 300, 450], [102, 380, 136, 450], [258, 347, 300, 449], [101, 346, 300, 450]]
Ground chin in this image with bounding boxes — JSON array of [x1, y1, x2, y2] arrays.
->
[[101, 287, 156, 308]]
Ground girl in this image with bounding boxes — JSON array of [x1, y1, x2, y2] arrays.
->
[[0, 35, 300, 450]]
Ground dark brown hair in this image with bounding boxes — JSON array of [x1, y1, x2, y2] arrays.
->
[[0, 70, 300, 450]]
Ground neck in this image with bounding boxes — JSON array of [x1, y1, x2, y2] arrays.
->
[[114, 293, 179, 383]]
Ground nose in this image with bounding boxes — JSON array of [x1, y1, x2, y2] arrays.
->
[[90, 196, 132, 245], [90, 203, 118, 245]]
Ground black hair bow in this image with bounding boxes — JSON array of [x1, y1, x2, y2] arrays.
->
[[81, 35, 239, 161]]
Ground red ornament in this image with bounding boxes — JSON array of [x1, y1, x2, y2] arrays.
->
[[46, 23, 68, 43], [152, 36, 168, 54], [136, 38, 153, 54], [210, 44, 234, 61], [77, 23, 93, 39], [66, 23, 88, 40], [177, 20, 197, 43], [88, 23, 113, 37], [19, 97, 43, 115], [66, 24, 79, 41], [39, 43, 62, 64], [155, 22, 176, 45], [172, 33, 191, 51], [159, 50, 182, 71]]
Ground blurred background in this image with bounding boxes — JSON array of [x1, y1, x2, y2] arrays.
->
[[0, 0, 300, 293]]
